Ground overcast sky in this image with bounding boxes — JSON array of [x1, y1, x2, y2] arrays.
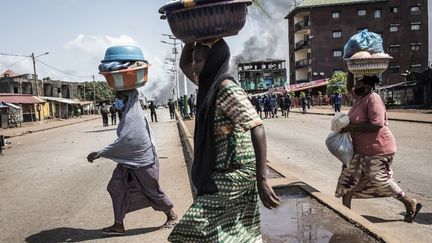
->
[[0, 0, 293, 101]]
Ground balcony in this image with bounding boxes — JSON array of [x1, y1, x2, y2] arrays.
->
[[295, 58, 312, 68], [295, 39, 311, 50], [294, 20, 310, 32]]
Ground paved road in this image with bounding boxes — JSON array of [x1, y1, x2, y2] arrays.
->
[[263, 112, 432, 243], [0, 110, 192, 243]]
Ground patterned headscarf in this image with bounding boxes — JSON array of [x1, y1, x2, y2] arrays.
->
[[97, 89, 157, 168]]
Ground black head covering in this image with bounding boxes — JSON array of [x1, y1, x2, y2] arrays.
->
[[193, 39, 234, 196]]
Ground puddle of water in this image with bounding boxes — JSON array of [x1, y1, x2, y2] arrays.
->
[[261, 187, 379, 243]]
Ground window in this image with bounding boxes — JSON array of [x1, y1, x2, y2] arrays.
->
[[333, 50, 342, 57], [333, 31, 342, 38], [389, 66, 400, 73], [358, 9, 366, 16], [374, 9, 382, 18], [389, 24, 399, 32], [411, 22, 421, 31], [410, 43, 421, 51], [389, 7, 398, 13], [332, 11, 340, 18], [13, 87, 19, 93], [410, 6, 420, 15], [389, 45, 400, 52], [411, 64, 422, 72]]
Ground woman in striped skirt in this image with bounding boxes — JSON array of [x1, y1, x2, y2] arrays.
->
[[87, 89, 177, 235], [336, 75, 421, 223], [168, 39, 280, 242]]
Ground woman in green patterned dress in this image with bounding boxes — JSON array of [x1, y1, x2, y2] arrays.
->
[[168, 39, 280, 242]]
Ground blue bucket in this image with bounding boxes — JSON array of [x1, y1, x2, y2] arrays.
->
[[102, 46, 145, 63]]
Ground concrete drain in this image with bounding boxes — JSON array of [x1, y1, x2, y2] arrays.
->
[[266, 166, 285, 179], [261, 186, 380, 243]]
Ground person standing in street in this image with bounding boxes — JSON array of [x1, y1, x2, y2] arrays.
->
[[188, 94, 195, 117], [167, 99, 175, 119], [87, 89, 177, 235], [337, 75, 421, 223], [178, 98, 184, 117], [168, 39, 279, 242], [101, 103, 109, 126], [332, 92, 342, 113], [149, 101, 158, 122], [115, 97, 124, 121], [300, 96, 307, 114], [284, 93, 292, 118], [110, 102, 117, 125]]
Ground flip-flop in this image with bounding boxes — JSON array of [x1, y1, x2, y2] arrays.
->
[[404, 203, 422, 223], [101, 227, 125, 236]]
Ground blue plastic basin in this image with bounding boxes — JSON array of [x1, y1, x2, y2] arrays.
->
[[102, 46, 145, 63]]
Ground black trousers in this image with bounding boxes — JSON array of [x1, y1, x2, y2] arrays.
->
[[150, 110, 158, 122]]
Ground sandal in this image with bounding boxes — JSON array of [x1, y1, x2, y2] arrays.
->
[[404, 202, 422, 223], [101, 225, 125, 235]]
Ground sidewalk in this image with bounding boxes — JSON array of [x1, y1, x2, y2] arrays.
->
[[1, 115, 100, 138], [293, 105, 432, 123]]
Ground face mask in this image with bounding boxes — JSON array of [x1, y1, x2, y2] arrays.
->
[[114, 99, 125, 110], [354, 87, 366, 96]]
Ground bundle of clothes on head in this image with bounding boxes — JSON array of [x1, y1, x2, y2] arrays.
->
[[98, 60, 148, 72]]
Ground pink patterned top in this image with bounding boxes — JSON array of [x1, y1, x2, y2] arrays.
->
[[348, 92, 397, 156]]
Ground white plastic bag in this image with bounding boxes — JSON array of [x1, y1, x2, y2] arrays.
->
[[331, 112, 350, 133], [326, 132, 354, 166]]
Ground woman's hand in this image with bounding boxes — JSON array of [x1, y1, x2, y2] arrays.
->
[[340, 126, 351, 133], [258, 178, 280, 209], [87, 152, 100, 163]]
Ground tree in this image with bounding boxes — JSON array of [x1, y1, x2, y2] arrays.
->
[[327, 72, 348, 95], [81, 81, 115, 104]]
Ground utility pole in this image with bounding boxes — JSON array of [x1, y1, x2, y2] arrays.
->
[[31, 53, 40, 96], [161, 34, 180, 105]]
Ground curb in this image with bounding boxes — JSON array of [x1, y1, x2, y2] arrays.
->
[[4, 116, 100, 138], [291, 110, 432, 124], [175, 116, 399, 243]]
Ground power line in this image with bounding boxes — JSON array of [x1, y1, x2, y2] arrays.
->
[[35, 59, 94, 79], [3, 57, 29, 69], [0, 52, 28, 57]]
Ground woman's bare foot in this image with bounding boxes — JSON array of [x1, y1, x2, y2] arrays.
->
[[161, 209, 178, 229], [101, 222, 125, 235]]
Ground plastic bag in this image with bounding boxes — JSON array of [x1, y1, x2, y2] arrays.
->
[[343, 29, 384, 59], [331, 112, 350, 133], [326, 132, 354, 166]]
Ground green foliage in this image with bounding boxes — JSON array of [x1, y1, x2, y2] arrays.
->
[[327, 72, 348, 95], [81, 81, 115, 104]]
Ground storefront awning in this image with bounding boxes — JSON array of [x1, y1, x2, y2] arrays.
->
[[5, 102, 21, 109], [288, 79, 329, 92], [42, 97, 81, 105], [377, 81, 418, 90], [0, 94, 43, 104]]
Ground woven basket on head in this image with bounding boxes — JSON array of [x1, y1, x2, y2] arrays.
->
[[346, 57, 393, 76]]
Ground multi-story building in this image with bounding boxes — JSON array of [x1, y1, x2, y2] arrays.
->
[[0, 70, 92, 122], [237, 59, 287, 94], [286, 0, 429, 95], [0, 70, 84, 99]]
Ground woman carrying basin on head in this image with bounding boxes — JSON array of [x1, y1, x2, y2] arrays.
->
[[168, 38, 280, 242], [336, 74, 421, 223]]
